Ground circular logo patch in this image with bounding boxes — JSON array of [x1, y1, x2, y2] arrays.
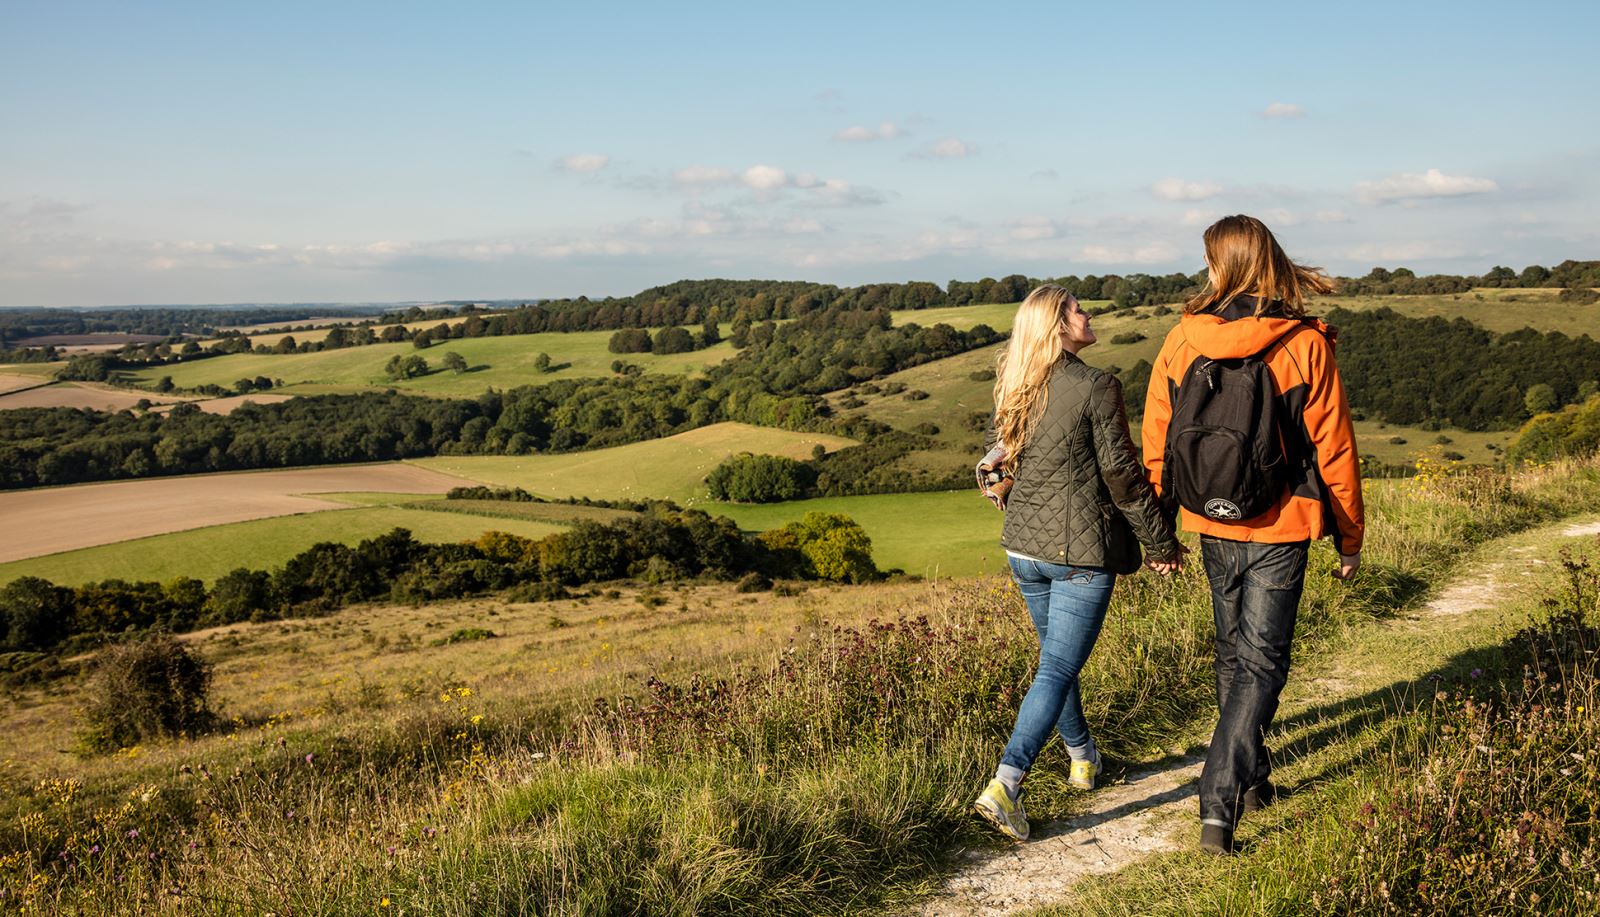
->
[[1204, 498, 1242, 520]]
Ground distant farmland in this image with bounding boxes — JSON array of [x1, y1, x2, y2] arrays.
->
[[119, 329, 738, 396]]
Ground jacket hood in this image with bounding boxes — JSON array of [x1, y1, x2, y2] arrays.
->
[[1179, 312, 1332, 360]]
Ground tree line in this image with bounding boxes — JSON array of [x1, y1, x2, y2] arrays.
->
[[0, 306, 377, 349], [0, 509, 881, 655]]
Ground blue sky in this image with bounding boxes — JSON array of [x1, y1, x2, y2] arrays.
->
[[2, 0, 1597, 306]]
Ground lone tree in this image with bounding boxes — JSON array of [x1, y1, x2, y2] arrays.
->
[[79, 634, 215, 753], [535, 352, 552, 373], [441, 351, 468, 374], [1525, 383, 1558, 416]]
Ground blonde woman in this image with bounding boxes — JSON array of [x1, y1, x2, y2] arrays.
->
[[974, 284, 1182, 842]]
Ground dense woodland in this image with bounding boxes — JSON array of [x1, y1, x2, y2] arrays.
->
[[1329, 307, 1600, 430], [0, 509, 880, 654]]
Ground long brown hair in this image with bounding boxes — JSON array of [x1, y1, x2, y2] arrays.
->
[[992, 284, 1075, 462], [1185, 214, 1335, 317]]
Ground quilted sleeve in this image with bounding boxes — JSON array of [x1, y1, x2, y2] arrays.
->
[[1090, 373, 1181, 560]]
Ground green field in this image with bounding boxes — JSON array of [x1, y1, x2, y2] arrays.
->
[[0, 505, 568, 586], [890, 300, 1112, 333], [708, 490, 1006, 578], [411, 422, 857, 504], [1325, 287, 1600, 337], [117, 331, 738, 397]]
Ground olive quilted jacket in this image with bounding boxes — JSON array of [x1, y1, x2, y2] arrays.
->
[[992, 353, 1180, 574]]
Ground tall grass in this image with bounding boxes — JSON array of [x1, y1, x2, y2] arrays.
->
[[4, 458, 1599, 914], [1057, 540, 1600, 916]]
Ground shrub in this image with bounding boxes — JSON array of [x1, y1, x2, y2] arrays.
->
[[735, 572, 772, 593], [607, 329, 652, 354], [510, 581, 572, 603], [0, 576, 74, 651], [968, 369, 996, 382], [881, 382, 906, 395], [651, 326, 697, 355], [903, 390, 930, 401], [1151, 304, 1173, 316], [705, 453, 817, 503], [778, 512, 880, 583], [1110, 331, 1146, 345], [912, 422, 940, 436], [1389, 436, 1408, 445], [435, 627, 496, 645], [78, 634, 213, 752]]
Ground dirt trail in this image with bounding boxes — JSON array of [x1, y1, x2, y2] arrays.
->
[[917, 519, 1598, 916]]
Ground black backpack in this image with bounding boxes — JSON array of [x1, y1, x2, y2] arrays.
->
[[1162, 337, 1293, 522]]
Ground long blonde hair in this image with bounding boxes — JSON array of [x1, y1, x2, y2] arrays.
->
[[992, 284, 1074, 462], [1185, 214, 1335, 317]]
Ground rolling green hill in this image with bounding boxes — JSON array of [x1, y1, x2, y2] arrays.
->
[[410, 422, 857, 504], [118, 331, 737, 396]]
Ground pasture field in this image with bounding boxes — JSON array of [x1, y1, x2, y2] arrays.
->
[[890, 299, 1111, 333], [0, 464, 469, 565], [411, 422, 857, 504], [0, 362, 64, 380], [200, 311, 514, 349], [0, 503, 568, 587], [709, 489, 1005, 578], [118, 331, 738, 396], [1324, 287, 1600, 337]]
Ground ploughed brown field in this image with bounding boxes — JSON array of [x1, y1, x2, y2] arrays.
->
[[0, 373, 45, 395], [0, 463, 470, 564]]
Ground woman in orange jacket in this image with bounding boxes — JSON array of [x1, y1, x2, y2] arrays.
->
[[1141, 214, 1364, 855]]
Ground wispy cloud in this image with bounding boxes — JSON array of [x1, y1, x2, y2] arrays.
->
[[911, 138, 976, 160], [1151, 178, 1224, 201], [1007, 216, 1059, 241], [833, 121, 906, 142], [1261, 102, 1305, 119], [1354, 168, 1499, 205], [554, 153, 610, 173]]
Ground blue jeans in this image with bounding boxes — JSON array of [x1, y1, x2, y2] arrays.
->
[[1197, 536, 1308, 829], [1000, 555, 1117, 775]]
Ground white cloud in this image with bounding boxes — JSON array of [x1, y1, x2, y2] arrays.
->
[[741, 164, 790, 191], [1029, 169, 1059, 182], [833, 121, 905, 142], [911, 138, 976, 160], [1354, 168, 1499, 205], [1262, 102, 1305, 119], [555, 153, 610, 173], [1151, 178, 1224, 201]]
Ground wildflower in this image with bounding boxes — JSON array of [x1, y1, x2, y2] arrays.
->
[[381, 897, 391, 907], [1469, 668, 1483, 679], [305, 753, 315, 765], [471, 715, 484, 725], [89, 845, 100, 855], [126, 829, 139, 839]]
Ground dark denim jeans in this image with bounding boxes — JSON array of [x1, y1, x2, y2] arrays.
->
[[999, 555, 1117, 775], [1198, 536, 1309, 829]]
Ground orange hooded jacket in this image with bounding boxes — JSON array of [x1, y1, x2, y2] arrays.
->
[[1141, 306, 1365, 555]]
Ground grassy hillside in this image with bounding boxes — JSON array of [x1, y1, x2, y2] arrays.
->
[[117, 331, 737, 396], [1325, 286, 1600, 336], [411, 422, 857, 504], [7, 458, 1596, 913]]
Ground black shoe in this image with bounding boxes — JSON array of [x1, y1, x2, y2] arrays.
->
[[1242, 780, 1276, 813], [1200, 824, 1236, 856]]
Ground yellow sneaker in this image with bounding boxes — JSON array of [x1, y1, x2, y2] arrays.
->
[[974, 778, 1030, 841], [1067, 753, 1102, 791]]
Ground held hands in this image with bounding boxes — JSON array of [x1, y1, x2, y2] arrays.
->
[[1333, 552, 1361, 580], [1146, 542, 1189, 576]]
